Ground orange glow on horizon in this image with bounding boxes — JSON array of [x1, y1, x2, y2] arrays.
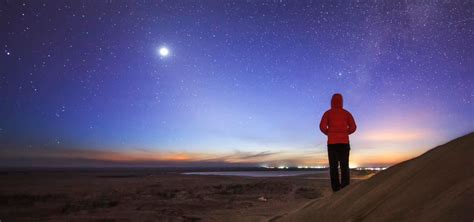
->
[[81, 148, 417, 167], [165, 153, 192, 161], [2, 140, 430, 167], [361, 130, 428, 142]]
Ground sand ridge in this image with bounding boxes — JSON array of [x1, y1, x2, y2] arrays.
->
[[276, 132, 474, 222]]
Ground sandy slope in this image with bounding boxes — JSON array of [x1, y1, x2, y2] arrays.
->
[[276, 132, 474, 222]]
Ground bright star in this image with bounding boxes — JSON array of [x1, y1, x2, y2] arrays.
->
[[158, 47, 169, 57]]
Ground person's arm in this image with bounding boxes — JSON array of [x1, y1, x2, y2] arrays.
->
[[347, 112, 357, 134], [319, 112, 329, 135]]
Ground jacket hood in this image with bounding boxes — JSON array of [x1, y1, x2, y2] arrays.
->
[[331, 93, 343, 109]]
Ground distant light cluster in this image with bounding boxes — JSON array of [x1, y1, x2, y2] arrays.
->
[[356, 167, 388, 171], [262, 165, 388, 170]]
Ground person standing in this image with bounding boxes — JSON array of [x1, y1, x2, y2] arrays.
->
[[319, 93, 357, 192]]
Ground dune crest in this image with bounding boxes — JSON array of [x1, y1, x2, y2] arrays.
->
[[277, 132, 474, 222]]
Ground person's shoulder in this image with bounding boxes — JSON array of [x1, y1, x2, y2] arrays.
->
[[343, 109, 354, 116], [322, 109, 331, 116]]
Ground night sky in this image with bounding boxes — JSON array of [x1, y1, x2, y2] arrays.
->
[[1, 1, 473, 167]]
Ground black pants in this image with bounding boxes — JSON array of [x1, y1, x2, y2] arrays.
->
[[327, 143, 350, 192]]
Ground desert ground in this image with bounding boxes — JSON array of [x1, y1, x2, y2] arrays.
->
[[0, 168, 372, 221]]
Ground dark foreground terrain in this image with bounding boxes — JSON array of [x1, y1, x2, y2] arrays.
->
[[0, 168, 372, 221]]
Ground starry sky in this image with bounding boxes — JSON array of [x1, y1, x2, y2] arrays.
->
[[1, 0, 473, 167]]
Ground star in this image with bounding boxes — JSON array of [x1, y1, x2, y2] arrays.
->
[[158, 47, 169, 57]]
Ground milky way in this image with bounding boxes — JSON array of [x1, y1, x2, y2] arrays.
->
[[0, 1, 473, 167]]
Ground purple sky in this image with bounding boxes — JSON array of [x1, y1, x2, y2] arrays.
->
[[1, 1, 473, 167]]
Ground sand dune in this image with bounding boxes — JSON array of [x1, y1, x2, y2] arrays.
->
[[276, 132, 474, 222]]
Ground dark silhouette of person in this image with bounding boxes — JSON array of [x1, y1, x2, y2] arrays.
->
[[319, 93, 357, 192]]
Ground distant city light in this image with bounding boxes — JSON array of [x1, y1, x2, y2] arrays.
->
[[260, 164, 387, 171], [297, 165, 326, 169], [356, 167, 388, 171]]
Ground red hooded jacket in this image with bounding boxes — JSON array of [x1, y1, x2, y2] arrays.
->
[[319, 93, 357, 144]]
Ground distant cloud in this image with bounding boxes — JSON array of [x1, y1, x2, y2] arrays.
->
[[229, 150, 279, 160], [0, 145, 254, 167], [0, 144, 329, 167], [198, 150, 281, 163]]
